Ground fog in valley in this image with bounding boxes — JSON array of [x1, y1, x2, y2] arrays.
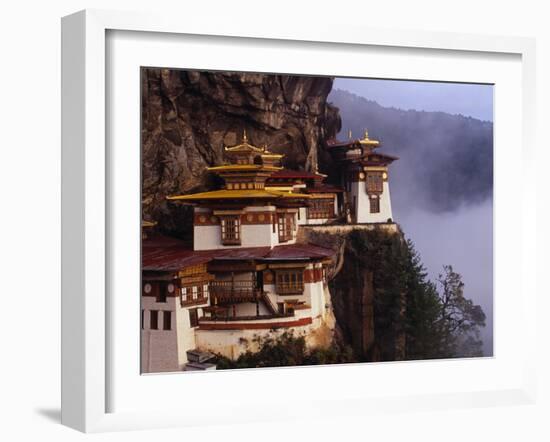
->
[[329, 80, 494, 355]]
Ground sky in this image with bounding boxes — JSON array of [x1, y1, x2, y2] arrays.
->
[[334, 78, 494, 122], [333, 78, 494, 356]]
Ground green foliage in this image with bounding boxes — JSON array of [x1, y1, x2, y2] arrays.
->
[[436, 265, 486, 357], [213, 331, 355, 370], [344, 229, 486, 360], [403, 239, 450, 359], [400, 239, 486, 359]]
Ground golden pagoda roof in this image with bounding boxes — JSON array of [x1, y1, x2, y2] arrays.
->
[[223, 131, 284, 159], [141, 220, 157, 227], [167, 189, 311, 201], [207, 164, 283, 172], [263, 186, 294, 191]]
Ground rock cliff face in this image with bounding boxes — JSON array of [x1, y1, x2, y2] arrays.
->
[[302, 225, 407, 362], [141, 69, 341, 237]]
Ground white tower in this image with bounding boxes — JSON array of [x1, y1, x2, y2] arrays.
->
[[328, 130, 398, 224]]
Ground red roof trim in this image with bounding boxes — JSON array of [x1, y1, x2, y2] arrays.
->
[[305, 185, 344, 193], [142, 235, 334, 271]]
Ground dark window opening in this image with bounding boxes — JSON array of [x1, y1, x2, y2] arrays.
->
[[370, 197, 380, 213], [158, 287, 167, 303], [163, 311, 172, 330], [150, 310, 159, 330], [189, 309, 199, 328]]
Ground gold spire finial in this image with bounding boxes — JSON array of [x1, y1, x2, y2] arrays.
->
[[348, 129, 353, 140], [358, 128, 379, 147], [243, 129, 248, 143]]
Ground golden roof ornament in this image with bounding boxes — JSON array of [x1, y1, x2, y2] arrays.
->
[[358, 128, 380, 147], [222, 132, 284, 161]]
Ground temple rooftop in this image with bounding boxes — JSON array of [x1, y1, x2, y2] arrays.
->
[[142, 234, 334, 272], [166, 188, 310, 201], [327, 130, 380, 148], [206, 164, 282, 172]]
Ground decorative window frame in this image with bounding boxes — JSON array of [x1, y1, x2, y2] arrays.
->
[[275, 269, 305, 295], [220, 215, 241, 245], [61, 9, 537, 433], [369, 196, 380, 214], [366, 171, 384, 193], [277, 213, 293, 242]]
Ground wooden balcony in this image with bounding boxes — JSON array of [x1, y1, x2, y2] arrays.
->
[[209, 280, 259, 304], [200, 309, 293, 322]]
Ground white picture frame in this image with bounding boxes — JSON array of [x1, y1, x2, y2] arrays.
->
[[61, 9, 537, 433]]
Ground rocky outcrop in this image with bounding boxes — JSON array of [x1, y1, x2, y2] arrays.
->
[[141, 69, 341, 237], [301, 225, 406, 362]]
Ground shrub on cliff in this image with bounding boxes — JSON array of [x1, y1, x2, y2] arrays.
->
[[213, 331, 355, 369]]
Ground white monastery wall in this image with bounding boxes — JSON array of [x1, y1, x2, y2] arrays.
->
[[195, 308, 316, 359], [194, 205, 282, 250], [175, 303, 202, 367], [194, 224, 279, 250], [141, 296, 182, 372], [232, 302, 271, 316], [297, 207, 307, 225], [305, 280, 326, 318], [305, 218, 329, 225], [353, 180, 393, 223]]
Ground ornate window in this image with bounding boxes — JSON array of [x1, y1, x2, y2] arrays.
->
[[278, 214, 293, 242], [276, 270, 304, 295], [220, 216, 241, 245], [366, 171, 383, 193], [307, 198, 335, 219], [181, 283, 209, 305]]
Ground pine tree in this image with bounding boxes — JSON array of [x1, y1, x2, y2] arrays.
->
[[403, 239, 449, 359]]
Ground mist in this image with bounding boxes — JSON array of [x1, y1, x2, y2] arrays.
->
[[396, 200, 494, 356], [329, 82, 494, 356]]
